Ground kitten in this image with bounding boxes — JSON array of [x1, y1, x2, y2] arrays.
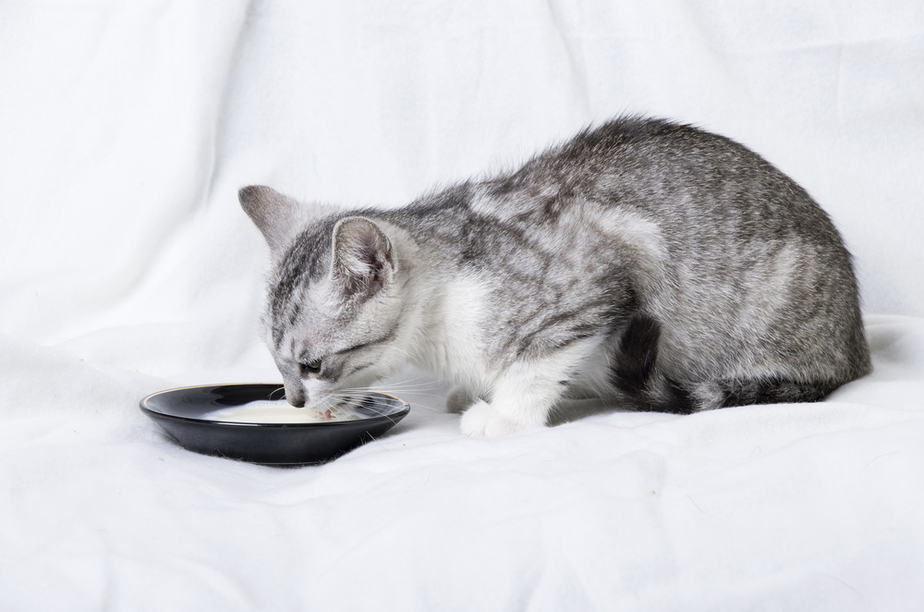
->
[[240, 117, 870, 436]]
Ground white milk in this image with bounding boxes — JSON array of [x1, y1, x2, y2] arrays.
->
[[205, 400, 358, 424]]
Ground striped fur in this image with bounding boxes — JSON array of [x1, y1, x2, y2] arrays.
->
[[240, 117, 871, 435]]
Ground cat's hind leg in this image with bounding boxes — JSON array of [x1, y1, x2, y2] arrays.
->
[[609, 313, 841, 413], [460, 338, 599, 437]]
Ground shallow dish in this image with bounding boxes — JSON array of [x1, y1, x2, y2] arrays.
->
[[140, 384, 409, 465]]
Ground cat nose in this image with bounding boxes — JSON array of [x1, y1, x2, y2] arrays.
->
[[284, 383, 306, 407]]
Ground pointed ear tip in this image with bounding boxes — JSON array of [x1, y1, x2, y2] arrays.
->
[[238, 185, 262, 205], [335, 216, 382, 234]]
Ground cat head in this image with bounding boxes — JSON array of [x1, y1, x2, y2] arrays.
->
[[239, 185, 409, 409]]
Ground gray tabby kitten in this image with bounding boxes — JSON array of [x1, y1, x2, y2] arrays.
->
[[240, 117, 870, 436]]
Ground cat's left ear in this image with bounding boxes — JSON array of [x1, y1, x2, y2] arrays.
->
[[330, 217, 395, 300], [239, 185, 328, 258]]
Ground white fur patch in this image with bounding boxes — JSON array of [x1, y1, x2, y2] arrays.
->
[[461, 335, 604, 436], [460, 399, 524, 436], [414, 274, 491, 392]]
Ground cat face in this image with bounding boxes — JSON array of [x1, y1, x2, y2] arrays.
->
[[240, 186, 406, 408]]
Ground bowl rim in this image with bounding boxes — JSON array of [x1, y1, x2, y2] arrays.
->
[[139, 383, 409, 429]]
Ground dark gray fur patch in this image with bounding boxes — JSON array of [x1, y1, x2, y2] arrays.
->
[[270, 216, 339, 348]]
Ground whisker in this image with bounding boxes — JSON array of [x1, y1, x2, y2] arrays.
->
[[326, 396, 400, 426], [327, 392, 444, 414], [331, 389, 442, 403], [333, 388, 442, 399], [358, 380, 443, 392]]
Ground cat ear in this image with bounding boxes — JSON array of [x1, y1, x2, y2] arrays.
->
[[330, 217, 395, 299], [239, 185, 320, 257]]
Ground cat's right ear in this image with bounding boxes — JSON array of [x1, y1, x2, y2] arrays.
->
[[239, 185, 314, 257]]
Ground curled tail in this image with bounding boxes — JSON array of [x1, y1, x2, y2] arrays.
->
[[609, 313, 695, 414], [609, 313, 840, 413]]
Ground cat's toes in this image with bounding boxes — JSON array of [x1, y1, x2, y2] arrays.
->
[[460, 400, 493, 436], [460, 400, 525, 437], [445, 386, 474, 414]]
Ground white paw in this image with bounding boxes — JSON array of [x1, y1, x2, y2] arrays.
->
[[445, 386, 474, 414], [460, 400, 528, 437]]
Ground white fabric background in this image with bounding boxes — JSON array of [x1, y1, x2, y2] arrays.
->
[[1, 1, 923, 609]]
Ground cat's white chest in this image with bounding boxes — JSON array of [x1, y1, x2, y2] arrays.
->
[[419, 276, 491, 391]]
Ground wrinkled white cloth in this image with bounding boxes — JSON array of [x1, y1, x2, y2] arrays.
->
[[1, 1, 923, 609]]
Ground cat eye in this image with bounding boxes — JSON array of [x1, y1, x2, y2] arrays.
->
[[299, 359, 322, 376]]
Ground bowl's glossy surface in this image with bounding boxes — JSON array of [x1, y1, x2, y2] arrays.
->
[[140, 384, 409, 465]]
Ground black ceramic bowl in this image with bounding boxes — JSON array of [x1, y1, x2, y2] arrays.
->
[[140, 383, 409, 465]]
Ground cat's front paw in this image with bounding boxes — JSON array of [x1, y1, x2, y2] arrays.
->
[[460, 400, 527, 437]]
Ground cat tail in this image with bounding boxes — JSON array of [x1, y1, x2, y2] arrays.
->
[[610, 313, 839, 413], [711, 377, 836, 406], [609, 313, 696, 414]]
